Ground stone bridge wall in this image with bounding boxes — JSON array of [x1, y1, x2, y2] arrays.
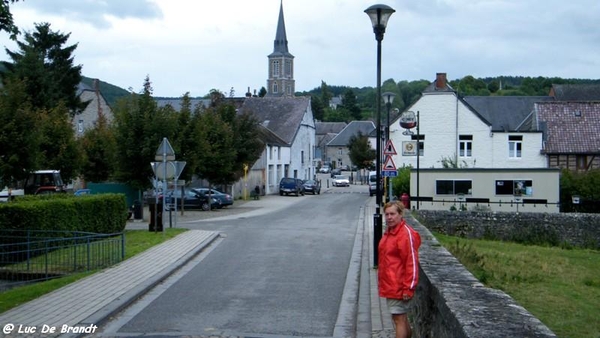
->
[[405, 210, 600, 337], [416, 210, 600, 249]]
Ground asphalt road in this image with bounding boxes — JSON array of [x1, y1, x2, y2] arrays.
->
[[99, 182, 370, 337]]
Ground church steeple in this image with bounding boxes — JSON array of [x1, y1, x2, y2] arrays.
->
[[267, 1, 295, 97]]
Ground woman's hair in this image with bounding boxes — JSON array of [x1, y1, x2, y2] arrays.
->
[[383, 200, 405, 214]]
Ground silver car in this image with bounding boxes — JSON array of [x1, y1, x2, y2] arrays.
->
[[332, 175, 350, 187]]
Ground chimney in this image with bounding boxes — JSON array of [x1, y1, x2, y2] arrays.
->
[[436, 73, 447, 89]]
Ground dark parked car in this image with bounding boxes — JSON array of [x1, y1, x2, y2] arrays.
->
[[303, 179, 321, 195], [192, 188, 234, 208], [330, 168, 341, 177], [279, 177, 305, 196], [161, 188, 220, 211]]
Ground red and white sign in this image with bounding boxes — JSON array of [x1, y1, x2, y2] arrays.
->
[[382, 155, 397, 171], [383, 140, 397, 155]]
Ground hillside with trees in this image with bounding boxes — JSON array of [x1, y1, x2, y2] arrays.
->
[[297, 76, 600, 123]]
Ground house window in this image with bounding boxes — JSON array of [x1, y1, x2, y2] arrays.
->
[[495, 180, 533, 196], [277, 146, 281, 160], [273, 60, 280, 77], [411, 135, 424, 156], [301, 151, 304, 164], [78, 119, 84, 133], [435, 180, 472, 195], [459, 135, 472, 157], [508, 135, 522, 158], [269, 146, 273, 160], [337, 148, 343, 155], [576, 155, 587, 170]]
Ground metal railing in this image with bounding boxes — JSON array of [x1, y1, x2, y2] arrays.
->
[[0, 230, 124, 289]]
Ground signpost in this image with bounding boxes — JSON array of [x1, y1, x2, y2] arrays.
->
[[151, 138, 185, 232], [382, 140, 398, 199]]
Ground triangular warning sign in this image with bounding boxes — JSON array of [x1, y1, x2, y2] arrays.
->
[[382, 155, 397, 171], [383, 140, 397, 155]]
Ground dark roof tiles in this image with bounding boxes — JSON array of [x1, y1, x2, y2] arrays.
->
[[239, 96, 311, 145], [535, 102, 600, 154]]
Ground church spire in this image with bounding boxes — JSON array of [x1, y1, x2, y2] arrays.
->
[[273, 1, 290, 55], [267, 1, 295, 97]]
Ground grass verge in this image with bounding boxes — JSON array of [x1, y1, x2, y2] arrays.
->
[[0, 228, 187, 314], [435, 233, 600, 338]]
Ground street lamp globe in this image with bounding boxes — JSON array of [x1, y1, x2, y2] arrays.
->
[[365, 4, 395, 40], [382, 91, 395, 105]]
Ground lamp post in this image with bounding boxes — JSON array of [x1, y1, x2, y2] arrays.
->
[[365, 4, 395, 267], [382, 91, 396, 202]]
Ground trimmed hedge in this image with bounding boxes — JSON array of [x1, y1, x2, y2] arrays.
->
[[0, 193, 127, 233]]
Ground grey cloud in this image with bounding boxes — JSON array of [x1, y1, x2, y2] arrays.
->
[[20, 0, 163, 28]]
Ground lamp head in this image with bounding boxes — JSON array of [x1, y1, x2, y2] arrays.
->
[[382, 91, 396, 105], [365, 4, 395, 40]]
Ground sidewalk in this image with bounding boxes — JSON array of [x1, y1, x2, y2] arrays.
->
[[0, 194, 394, 338]]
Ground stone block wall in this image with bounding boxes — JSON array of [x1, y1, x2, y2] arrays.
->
[[406, 217, 558, 337], [415, 210, 600, 249]]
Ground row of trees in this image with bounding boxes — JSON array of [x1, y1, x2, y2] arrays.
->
[[0, 20, 265, 191], [299, 76, 599, 124]]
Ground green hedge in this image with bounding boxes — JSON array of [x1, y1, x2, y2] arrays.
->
[[0, 194, 127, 233]]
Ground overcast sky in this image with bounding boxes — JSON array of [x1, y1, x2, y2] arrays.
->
[[1, 0, 598, 97]]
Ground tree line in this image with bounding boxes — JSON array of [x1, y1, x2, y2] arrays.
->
[[0, 22, 264, 191], [297, 76, 599, 124]]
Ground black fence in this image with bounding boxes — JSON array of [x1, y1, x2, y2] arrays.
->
[[0, 230, 124, 290], [410, 196, 561, 212]]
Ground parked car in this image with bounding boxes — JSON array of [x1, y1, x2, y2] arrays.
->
[[339, 164, 350, 171], [279, 177, 305, 196], [303, 179, 321, 195], [161, 188, 220, 211], [332, 175, 350, 187], [192, 188, 234, 207], [319, 166, 331, 174], [368, 171, 377, 196], [330, 168, 341, 177]]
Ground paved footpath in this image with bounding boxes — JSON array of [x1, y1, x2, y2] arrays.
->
[[0, 231, 220, 338], [0, 193, 397, 338]]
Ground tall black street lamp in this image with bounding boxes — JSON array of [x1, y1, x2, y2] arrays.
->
[[365, 4, 395, 267], [382, 91, 395, 202]]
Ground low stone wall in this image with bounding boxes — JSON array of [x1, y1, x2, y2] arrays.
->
[[415, 210, 600, 249], [406, 217, 557, 337]]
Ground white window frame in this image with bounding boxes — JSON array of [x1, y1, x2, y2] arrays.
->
[[508, 135, 522, 158], [459, 135, 472, 158]]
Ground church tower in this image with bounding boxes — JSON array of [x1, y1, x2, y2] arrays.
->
[[266, 1, 295, 97]]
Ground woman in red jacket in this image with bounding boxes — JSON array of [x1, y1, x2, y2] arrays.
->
[[378, 200, 421, 338]]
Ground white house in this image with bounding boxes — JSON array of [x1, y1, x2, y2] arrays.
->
[[238, 96, 316, 195], [72, 80, 113, 136], [389, 73, 550, 170]]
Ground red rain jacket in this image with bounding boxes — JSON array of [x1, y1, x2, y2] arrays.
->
[[378, 220, 421, 299]]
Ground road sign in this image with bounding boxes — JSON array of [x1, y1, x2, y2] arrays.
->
[[382, 155, 397, 171], [155, 137, 175, 161], [382, 171, 398, 177], [383, 140, 397, 155]]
